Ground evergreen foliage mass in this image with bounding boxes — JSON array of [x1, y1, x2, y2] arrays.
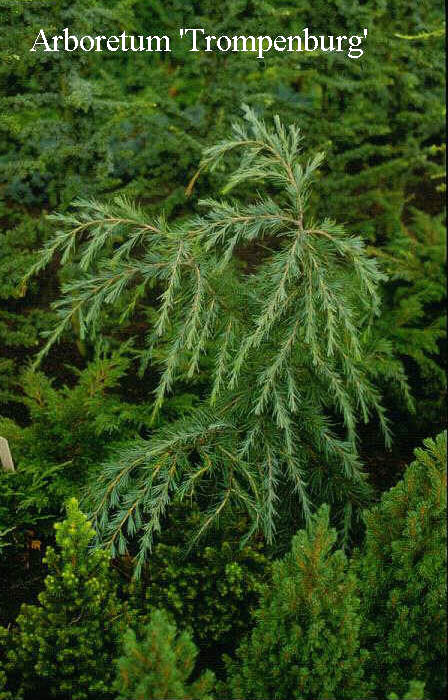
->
[[0, 347, 155, 623], [1, 0, 445, 439], [133, 506, 268, 656], [0, 345, 151, 500], [25, 109, 413, 570], [0, 499, 127, 700], [370, 208, 446, 438], [0, 0, 140, 400], [387, 681, 426, 700], [114, 609, 215, 700], [358, 430, 447, 699], [0, 435, 445, 699], [224, 504, 369, 700], [0, 1, 445, 697]]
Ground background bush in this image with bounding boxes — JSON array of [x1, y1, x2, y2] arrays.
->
[[358, 431, 447, 699], [130, 506, 269, 668]]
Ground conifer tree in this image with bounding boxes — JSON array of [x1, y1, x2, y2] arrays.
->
[[114, 609, 214, 700], [0, 346, 157, 626], [24, 109, 411, 568], [224, 505, 369, 700], [358, 431, 447, 699], [0, 498, 126, 700]]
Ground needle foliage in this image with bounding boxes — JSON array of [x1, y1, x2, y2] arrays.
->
[[358, 431, 447, 699], [224, 505, 369, 700], [25, 109, 410, 573], [114, 610, 214, 700], [0, 499, 126, 700]]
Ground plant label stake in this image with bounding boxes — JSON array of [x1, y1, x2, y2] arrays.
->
[[0, 436, 14, 472]]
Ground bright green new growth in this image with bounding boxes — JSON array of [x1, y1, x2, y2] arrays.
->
[[0, 498, 124, 700], [114, 609, 214, 700], [24, 109, 410, 572], [225, 504, 368, 699], [359, 431, 447, 699], [387, 680, 426, 700]]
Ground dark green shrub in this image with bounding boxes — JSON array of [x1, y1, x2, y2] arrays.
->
[[358, 431, 447, 699], [371, 208, 446, 440], [114, 609, 214, 700], [0, 346, 149, 480], [133, 507, 269, 659], [0, 499, 127, 700], [225, 505, 369, 700], [0, 0, 140, 396]]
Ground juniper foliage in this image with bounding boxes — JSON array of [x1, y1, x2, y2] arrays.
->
[[23, 109, 413, 571], [0, 347, 148, 545], [370, 209, 446, 436], [1, 0, 444, 444], [0, 670, 11, 700], [0, 0, 143, 401], [0, 347, 162, 626]]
